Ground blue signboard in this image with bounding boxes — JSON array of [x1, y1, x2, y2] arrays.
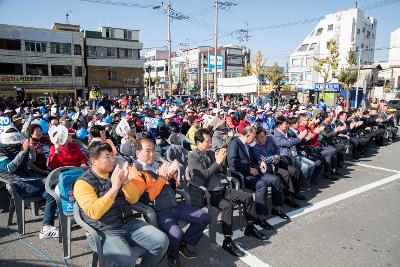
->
[[313, 83, 340, 92], [208, 54, 224, 70], [0, 117, 11, 126]]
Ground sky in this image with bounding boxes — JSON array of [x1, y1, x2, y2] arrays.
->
[[0, 0, 399, 66]]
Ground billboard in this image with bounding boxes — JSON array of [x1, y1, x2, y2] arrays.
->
[[208, 54, 224, 70]]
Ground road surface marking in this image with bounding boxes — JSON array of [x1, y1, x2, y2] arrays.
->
[[345, 161, 400, 173], [204, 165, 400, 267]]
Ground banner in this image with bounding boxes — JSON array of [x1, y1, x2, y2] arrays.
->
[[217, 75, 258, 94]]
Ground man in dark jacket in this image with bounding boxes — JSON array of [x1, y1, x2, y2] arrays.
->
[[188, 128, 268, 258], [227, 126, 284, 230], [131, 138, 210, 267], [74, 141, 168, 267]]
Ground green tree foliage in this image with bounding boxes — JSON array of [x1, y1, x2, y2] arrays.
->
[[313, 40, 339, 98], [265, 63, 286, 89], [338, 49, 358, 106]]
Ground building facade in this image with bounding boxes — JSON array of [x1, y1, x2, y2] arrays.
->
[[288, 8, 377, 91], [0, 23, 85, 98], [85, 26, 144, 97]]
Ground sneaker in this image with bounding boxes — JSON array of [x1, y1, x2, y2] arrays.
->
[[39, 226, 59, 239]]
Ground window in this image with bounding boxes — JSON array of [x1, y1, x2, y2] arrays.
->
[[74, 44, 82, 55], [25, 41, 46, 52], [75, 66, 82, 77], [0, 38, 21, 50], [327, 41, 334, 49], [362, 27, 365, 33], [124, 30, 132, 40], [291, 58, 302, 67], [26, 64, 48, 76], [105, 28, 115, 38], [309, 30, 315, 36], [297, 44, 309, 52], [327, 24, 333, 31], [51, 65, 72, 76], [309, 43, 317, 51], [306, 57, 313, 66], [361, 44, 364, 48], [88, 46, 96, 57], [107, 71, 117, 80], [305, 72, 312, 81], [50, 42, 71, 54], [357, 29, 360, 34], [366, 31, 370, 39], [315, 28, 323, 36], [119, 48, 133, 58], [0, 63, 23, 75], [106, 47, 116, 57], [372, 33, 375, 39], [156, 66, 165, 72]]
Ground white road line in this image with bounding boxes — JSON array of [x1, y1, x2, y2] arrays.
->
[[344, 161, 400, 173], [203, 165, 400, 267]]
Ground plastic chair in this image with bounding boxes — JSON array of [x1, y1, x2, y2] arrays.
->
[[185, 167, 243, 243], [168, 133, 193, 147], [45, 166, 85, 259], [73, 202, 157, 267], [0, 170, 42, 235]]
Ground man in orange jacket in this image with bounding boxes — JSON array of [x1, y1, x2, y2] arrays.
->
[[129, 138, 211, 267]]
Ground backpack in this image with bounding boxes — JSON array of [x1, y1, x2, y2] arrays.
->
[[58, 168, 85, 215]]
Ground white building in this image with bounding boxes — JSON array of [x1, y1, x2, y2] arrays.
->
[[0, 23, 85, 98], [389, 27, 400, 64], [288, 8, 377, 90]]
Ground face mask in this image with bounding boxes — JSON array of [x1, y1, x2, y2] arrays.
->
[[249, 140, 257, 147]]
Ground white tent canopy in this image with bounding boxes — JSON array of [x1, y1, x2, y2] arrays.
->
[[217, 75, 258, 94]]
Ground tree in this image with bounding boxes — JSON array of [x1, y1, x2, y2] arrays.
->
[[265, 63, 286, 90], [313, 39, 339, 99], [338, 49, 358, 107], [181, 69, 188, 88], [240, 63, 253, 77], [154, 75, 160, 87], [252, 50, 267, 77]]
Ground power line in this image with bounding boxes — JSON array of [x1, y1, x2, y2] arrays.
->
[[79, 0, 155, 8]]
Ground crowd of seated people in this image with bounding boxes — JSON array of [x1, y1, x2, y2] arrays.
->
[[0, 94, 398, 266]]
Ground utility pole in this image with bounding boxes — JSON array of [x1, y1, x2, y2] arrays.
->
[[200, 54, 204, 98], [167, 0, 173, 97], [213, 0, 219, 101]]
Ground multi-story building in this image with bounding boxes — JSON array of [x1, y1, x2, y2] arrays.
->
[[144, 50, 176, 87], [222, 44, 250, 78], [288, 8, 377, 92], [85, 26, 144, 96], [0, 23, 85, 98]]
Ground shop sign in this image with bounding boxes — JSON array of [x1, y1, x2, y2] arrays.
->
[[0, 75, 44, 84]]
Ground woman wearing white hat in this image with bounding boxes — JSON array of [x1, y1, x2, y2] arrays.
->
[[47, 125, 88, 170]]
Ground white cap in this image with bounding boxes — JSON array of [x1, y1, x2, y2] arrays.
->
[[164, 113, 175, 119], [116, 119, 131, 137], [228, 109, 235, 114], [0, 125, 25, 145], [48, 125, 68, 146]]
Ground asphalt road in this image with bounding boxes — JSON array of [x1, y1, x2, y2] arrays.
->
[[0, 139, 399, 267]]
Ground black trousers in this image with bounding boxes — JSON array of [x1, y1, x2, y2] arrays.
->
[[210, 188, 257, 236], [308, 153, 326, 182], [316, 146, 338, 174], [275, 160, 300, 195]]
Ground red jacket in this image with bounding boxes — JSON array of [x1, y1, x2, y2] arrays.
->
[[298, 123, 320, 148], [48, 142, 88, 170], [226, 116, 239, 129], [237, 120, 249, 135]]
